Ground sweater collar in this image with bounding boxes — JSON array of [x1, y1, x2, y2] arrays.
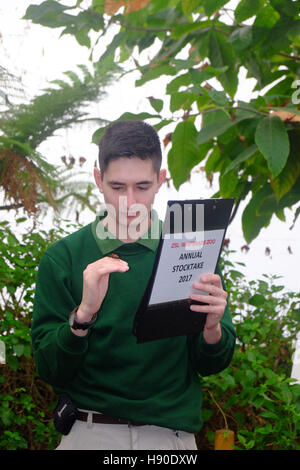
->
[[91, 207, 162, 255]]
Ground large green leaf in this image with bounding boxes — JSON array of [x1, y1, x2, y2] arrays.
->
[[259, 16, 295, 58], [242, 184, 274, 243], [166, 73, 190, 94], [201, 88, 229, 106], [252, 4, 280, 46], [234, 0, 265, 23], [205, 146, 222, 176], [228, 26, 253, 51], [23, 0, 74, 27], [181, 0, 203, 15], [198, 120, 234, 144], [24, 0, 70, 18], [219, 170, 239, 197], [223, 144, 258, 175], [189, 66, 228, 87], [170, 91, 199, 112], [136, 64, 177, 87], [202, 0, 230, 16], [270, 0, 300, 17], [254, 116, 290, 178], [148, 97, 163, 113], [271, 131, 300, 201], [197, 109, 251, 145], [171, 20, 211, 39], [100, 32, 126, 61], [208, 31, 238, 98], [168, 121, 210, 189]]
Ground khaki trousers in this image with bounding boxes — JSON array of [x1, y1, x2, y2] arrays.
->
[[56, 410, 197, 451]]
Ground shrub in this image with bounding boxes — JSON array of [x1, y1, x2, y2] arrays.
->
[[0, 219, 73, 449], [196, 253, 300, 450]]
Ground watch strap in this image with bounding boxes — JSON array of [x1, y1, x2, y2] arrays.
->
[[69, 306, 98, 330]]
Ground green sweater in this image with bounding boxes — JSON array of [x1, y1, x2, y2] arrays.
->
[[31, 214, 236, 433]]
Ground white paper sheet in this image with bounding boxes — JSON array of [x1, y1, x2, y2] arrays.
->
[[149, 229, 225, 305]]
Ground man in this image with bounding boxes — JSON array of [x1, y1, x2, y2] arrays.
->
[[31, 120, 236, 450]]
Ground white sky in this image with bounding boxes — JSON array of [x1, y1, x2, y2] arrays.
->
[[0, 0, 299, 297]]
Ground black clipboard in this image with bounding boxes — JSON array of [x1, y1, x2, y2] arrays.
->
[[133, 198, 234, 343]]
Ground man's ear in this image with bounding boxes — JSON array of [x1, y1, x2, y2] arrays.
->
[[94, 167, 103, 193], [156, 168, 167, 192]]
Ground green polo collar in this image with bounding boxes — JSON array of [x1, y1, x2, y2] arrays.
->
[[91, 208, 162, 255]]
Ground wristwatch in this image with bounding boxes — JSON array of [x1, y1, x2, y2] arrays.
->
[[69, 306, 98, 330]]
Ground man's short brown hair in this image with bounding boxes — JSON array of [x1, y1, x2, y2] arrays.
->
[[98, 120, 162, 178]]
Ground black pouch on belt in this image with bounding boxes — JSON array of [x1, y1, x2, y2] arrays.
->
[[53, 394, 79, 435]]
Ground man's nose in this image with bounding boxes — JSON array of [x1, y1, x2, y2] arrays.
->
[[126, 188, 137, 209]]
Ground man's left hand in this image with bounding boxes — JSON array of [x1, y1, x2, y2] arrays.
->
[[189, 273, 227, 344]]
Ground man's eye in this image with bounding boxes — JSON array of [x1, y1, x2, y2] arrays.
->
[[138, 187, 149, 191], [112, 187, 122, 191]]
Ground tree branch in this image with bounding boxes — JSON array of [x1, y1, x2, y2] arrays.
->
[[233, 106, 269, 117], [278, 52, 300, 62], [119, 21, 171, 33], [229, 197, 241, 225], [0, 203, 24, 211], [189, 106, 269, 118]]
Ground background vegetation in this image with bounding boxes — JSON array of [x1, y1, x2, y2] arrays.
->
[[0, 0, 299, 450]]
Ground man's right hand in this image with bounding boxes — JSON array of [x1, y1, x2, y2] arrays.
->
[[72, 256, 129, 335]]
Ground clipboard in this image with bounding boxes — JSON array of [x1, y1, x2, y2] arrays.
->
[[133, 198, 234, 343]]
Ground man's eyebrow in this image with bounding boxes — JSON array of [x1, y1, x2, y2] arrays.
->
[[107, 180, 125, 185], [108, 180, 153, 185]]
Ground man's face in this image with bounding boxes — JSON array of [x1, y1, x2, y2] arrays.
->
[[94, 157, 166, 236]]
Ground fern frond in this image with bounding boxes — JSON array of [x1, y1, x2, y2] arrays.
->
[[0, 61, 117, 149], [0, 60, 119, 216]]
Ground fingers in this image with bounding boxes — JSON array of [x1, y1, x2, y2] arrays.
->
[[98, 257, 129, 275], [189, 292, 227, 307], [189, 273, 227, 318], [191, 277, 227, 301], [196, 273, 223, 289], [189, 302, 226, 314], [83, 256, 129, 278]]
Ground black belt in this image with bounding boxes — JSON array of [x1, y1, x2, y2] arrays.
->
[[77, 411, 147, 427]]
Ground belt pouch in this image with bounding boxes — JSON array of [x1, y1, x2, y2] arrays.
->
[[53, 394, 79, 435]]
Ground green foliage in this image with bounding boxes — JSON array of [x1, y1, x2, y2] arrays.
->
[[0, 219, 76, 450], [0, 66, 25, 106], [0, 221, 299, 449], [254, 116, 290, 178], [0, 62, 116, 216], [24, 0, 300, 242], [197, 252, 300, 450], [0, 62, 114, 149], [168, 120, 206, 188]]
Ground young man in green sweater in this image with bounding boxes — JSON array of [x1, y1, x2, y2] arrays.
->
[[32, 120, 236, 450]]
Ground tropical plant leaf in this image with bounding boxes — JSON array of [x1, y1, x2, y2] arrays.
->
[[234, 0, 265, 23], [242, 184, 274, 243], [168, 120, 210, 189], [223, 144, 258, 174], [203, 0, 230, 16], [271, 131, 300, 200], [254, 116, 290, 178], [208, 31, 238, 98]]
